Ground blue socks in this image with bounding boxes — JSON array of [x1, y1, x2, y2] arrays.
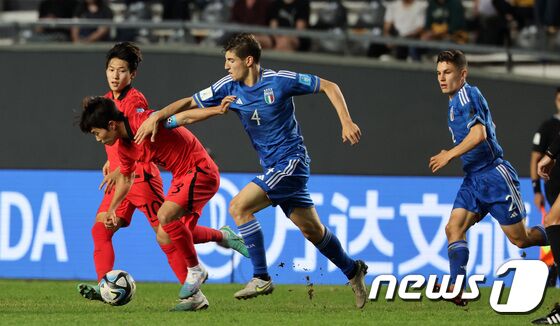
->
[[448, 240, 469, 287], [315, 226, 357, 279], [238, 219, 269, 280]]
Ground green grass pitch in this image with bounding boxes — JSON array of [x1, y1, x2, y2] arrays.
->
[[0, 279, 558, 325]]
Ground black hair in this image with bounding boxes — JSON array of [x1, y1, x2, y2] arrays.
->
[[79, 96, 124, 133], [437, 50, 468, 70], [105, 42, 143, 72], [223, 33, 262, 63]]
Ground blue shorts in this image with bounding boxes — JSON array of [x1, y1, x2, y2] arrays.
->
[[252, 158, 314, 217], [454, 161, 526, 225]]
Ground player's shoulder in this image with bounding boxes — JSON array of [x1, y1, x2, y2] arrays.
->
[[456, 84, 483, 107], [211, 74, 235, 92]]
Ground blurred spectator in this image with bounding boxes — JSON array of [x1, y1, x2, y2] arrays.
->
[[231, 0, 274, 48], [384, 0, 426, 60], [421, 0, 467, 44], [71, 0, 113, 43], [35, 0, 78, 41], [270, 0, 310, 52], [311, 0, 347, 54], [162, 0, 193, 20], [535, 0, 560, 33], [472, 0, 509, 45]]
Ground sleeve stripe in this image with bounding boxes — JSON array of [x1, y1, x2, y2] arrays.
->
[[212, 76, 233, 91], [313, 76, 320, 93], [193, 93, 205, 108], [277, 73, 296, 79], [466, 115, 485, 129], [278, 70, 296, 76]]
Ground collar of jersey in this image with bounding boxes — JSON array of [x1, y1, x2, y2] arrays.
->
[[112, 84, 132, 101], [240, 67, 264, 90]]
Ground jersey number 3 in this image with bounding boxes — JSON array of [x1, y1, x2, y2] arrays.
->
[[251, 109, 261, 126]]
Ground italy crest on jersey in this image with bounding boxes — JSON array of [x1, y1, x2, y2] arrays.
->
[[264, 88, 275, 104]]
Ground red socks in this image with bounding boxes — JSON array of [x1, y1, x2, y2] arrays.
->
[[91, 222, 115, 281], [161, 220, 199, 267], [159, 243, 188, 283], [193, 225, 223, 243]]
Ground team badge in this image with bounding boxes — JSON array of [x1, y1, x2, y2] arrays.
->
[[264, 88, 275, 104], [449, 106, 454, 121]]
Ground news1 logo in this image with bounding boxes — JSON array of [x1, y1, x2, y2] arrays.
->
[[369, 260, 548, 313]]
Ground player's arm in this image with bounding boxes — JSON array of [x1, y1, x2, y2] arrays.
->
[[430, 123, 486, 173], [531, 151, 545, 208], [319, 78, 361, 145], [106, 171, 134, 229], [538, 133, 560, 180], [164, 96, 235, 127], [134, 97, 198, 143]]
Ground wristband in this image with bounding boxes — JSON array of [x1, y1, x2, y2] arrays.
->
[[532, 179, 542, 194], [163, 115, 178, 129]]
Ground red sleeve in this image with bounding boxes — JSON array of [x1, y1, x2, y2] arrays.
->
[[121, 93, 149, 117], [118, 141, 139, 177]]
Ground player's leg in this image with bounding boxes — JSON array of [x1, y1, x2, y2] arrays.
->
[[78, 195, 133, 302], [288, 205, 368, 309], [488, 162, 548, 248], [445, 208, 479, 289], [229, 182, 273, 299]]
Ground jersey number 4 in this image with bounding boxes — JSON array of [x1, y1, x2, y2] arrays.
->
[[251, 109, 261, 126]]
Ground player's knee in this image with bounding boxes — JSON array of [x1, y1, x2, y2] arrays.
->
[[228, 198, 246, 223], [445, 223, 459, 239], [157, 210, 175, 226]]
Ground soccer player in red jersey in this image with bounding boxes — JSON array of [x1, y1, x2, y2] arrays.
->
[[77, 42, 247, 309], [79, 94, 234, 310]]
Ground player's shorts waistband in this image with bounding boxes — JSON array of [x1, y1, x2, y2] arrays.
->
[[465, 158, 504, 177]]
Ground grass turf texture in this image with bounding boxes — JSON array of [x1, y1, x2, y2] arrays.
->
[[0, 279, 558, 325]]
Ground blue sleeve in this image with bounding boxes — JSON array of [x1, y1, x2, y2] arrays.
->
[[277, 70, 321, 97], [465, 88, 487, 129], [192, 75, 231, 108]]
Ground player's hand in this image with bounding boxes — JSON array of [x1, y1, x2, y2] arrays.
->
[[105, 210, 119, 229], [342, 121, 361, 145], [219, 96, 236, 113], [534, 192, 545, 209], [99, 168, 120, 194], [429, 150, 451, 173], [134, 113, 160, 144], [538, 155, 556, 181], [102, 160, 110, 176]]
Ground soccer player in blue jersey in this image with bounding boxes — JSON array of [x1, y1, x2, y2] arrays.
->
[[134, 33, 368, 308], [429, 50, 549, 305]]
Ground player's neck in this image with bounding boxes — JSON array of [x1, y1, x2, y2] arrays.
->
[[116, 122, 129, 140], [243, 65, 261, 87]]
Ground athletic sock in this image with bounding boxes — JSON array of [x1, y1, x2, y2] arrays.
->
[[532, 225, 549, 246], [314, 226, 357, 279], [159, 243, 187, 283], [238, 219, 269, 280], [448, 240, 469, 288], [161, 220, 198, 267], [91, 222, 115, 281], [192, 225, 223, 243], [546, 225, 560, 276]]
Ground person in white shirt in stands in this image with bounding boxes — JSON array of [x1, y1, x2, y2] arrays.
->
[[383, 0, 426, 61]]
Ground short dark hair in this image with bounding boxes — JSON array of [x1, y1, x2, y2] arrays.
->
[[79, 96, 124, 133], [105, 42, 143, 72], [437, 50, 467, 70], [556, 87, 560, 94], [224, 33, 262, 63]]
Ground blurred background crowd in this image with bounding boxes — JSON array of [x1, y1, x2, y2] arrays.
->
[[0, 0, 559, 62]]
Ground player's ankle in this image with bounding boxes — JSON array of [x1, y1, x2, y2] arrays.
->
[[253, 273, 270, 281]]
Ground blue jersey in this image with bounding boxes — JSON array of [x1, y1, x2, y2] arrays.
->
[[448, 83, 503, 174], [193, 68, 321, 168]]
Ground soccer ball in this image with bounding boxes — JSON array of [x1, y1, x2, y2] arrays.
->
[[99, 270, 136, 306]]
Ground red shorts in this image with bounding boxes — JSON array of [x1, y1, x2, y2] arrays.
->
[[166, 166, 220, 230], [97, 175, 165, 227]]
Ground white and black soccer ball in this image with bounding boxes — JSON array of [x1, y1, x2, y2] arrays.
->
[[99, 270, 136, 306]]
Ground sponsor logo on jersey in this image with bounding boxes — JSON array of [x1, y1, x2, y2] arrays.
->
[[298, 74, 312, 86], [264, 88, 275, 104], [235, 98, 243, 105]]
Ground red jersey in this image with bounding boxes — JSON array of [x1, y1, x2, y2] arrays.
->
[[118, 108, 217, 179], [104, 86, 160, 182]]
